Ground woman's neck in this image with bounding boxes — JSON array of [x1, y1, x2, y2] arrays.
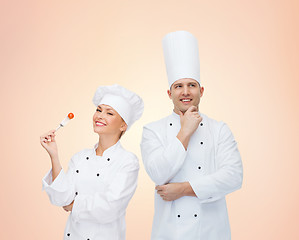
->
[[96, 134, 119, 156]]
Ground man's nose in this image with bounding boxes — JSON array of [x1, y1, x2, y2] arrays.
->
[[182, 86, 189, 95]]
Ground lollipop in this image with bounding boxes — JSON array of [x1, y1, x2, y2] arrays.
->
[[56, 113, 74, 131]]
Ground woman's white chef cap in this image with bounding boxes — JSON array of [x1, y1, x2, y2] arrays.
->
[[162, 30, 200, 87], [92, 84, 144, 130]]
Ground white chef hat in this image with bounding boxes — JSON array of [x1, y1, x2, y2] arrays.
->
[[92, 84, 144, 130], [162, 30, 200, 87]]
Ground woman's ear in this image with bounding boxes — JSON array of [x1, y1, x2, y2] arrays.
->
[[120, 122, 128, 132]]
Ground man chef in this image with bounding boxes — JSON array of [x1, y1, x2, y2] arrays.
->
[[140, 30, 243, 240]]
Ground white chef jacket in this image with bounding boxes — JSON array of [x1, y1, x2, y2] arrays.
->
[[42, 141, 139, 240], [141, 112, 243, 240]]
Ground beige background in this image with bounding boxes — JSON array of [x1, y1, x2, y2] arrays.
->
[[1, 0, 298, 239]]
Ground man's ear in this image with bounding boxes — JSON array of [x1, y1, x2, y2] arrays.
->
[[200, 86, 204, 97], [167, 89, 172, 99]]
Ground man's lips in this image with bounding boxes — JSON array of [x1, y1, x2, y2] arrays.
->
[[180, 98, 192, 103], [95, 121, 106, 126]]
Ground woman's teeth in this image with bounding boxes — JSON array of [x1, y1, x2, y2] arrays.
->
[[96, 122, 106, 126]]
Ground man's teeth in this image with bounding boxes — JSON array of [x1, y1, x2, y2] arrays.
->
[[182, 99, 191, 102]]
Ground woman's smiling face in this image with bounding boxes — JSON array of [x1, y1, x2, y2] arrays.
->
[[93, 104, 127, 137]]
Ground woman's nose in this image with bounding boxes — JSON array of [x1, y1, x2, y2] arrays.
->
[[96, 111, 103, 119]]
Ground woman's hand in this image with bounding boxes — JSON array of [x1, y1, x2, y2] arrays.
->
[[63, 201, 74, 212], [40, 130, 58, 158]]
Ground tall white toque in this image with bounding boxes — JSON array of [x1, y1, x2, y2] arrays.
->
[[92, 84, 144, 130], [162, 30, 200, 87]]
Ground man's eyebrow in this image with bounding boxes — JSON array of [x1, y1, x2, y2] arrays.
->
[[188, 81, 199, 86]]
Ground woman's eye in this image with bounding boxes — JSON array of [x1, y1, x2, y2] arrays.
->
[[107, 112, 113, 116], [96, 109, 101, 112]]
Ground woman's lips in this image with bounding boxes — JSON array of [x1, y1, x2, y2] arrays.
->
[[95, 121, 106, 126]]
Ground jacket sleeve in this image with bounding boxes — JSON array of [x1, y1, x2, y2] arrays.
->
[[71, 155, 139, 224], [189, 123, 243, 203], [140, 125, 187, 185], [42, 158, 76, 206]]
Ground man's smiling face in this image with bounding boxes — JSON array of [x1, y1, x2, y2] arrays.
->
[[167, 78, 204, 114]]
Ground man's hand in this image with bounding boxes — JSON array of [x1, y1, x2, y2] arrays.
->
[[63, 201, 74, 212], [177, 106, 202, 149], [155, 182, 196, 201], [179, 106, 202, 136]]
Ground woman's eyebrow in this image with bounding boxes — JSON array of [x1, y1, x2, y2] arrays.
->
[[101, 106, 114, 111]]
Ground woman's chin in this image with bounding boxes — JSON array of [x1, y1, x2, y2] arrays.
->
[[93, 128, 106, 134]]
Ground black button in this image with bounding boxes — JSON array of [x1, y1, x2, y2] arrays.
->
[[200, 142, 203, 145], [107, 158, 110, 161], [198, 166, 201, 169], [194, 214, 197, 217], [86, 157, 89, 160], [200, 123, 203, 126], [97, 173, 100, 176], [75, 192, 78, 195], [76, 170, 79, 173], [67, 233, 70, 236], [177, 215, 180, 218], [170, 123, 172, 126]]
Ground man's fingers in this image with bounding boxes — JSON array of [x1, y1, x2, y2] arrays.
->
[[155, 185, 165, 191], [186, 106, 197, 113]]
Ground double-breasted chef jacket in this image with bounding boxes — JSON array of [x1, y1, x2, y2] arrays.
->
[[141, 111, 243, 240], [42, 141, 139, 240]]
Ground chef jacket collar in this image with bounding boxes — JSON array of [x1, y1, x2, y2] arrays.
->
[[93, 140, 121, 158]]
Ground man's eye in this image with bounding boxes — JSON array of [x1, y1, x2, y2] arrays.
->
[[189, 84, 195, 87], [175, 85, 181, 88]]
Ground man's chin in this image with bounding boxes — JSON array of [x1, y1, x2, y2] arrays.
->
[[178, 104, 198, 113], [174, 107, 188, 114]]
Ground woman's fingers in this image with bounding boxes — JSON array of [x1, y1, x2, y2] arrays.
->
[[40, 130, 56, 143]]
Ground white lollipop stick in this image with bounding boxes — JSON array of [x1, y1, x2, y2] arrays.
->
[[55, 113, 74, 132]]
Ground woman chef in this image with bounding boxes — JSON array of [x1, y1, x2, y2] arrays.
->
[[40, 84, 144, 240]]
